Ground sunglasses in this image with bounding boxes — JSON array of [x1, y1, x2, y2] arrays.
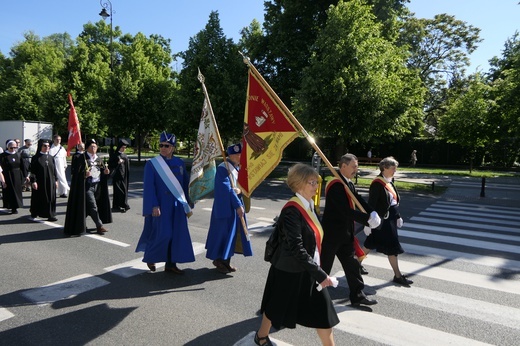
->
[[42, 144, 50, 147], [159, 144, 171, 148], [9, 147, 18, 149]]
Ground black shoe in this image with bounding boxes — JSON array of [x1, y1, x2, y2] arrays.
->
[[60, 194, 68, 198], [11, 209, 18, 214], [48, 217, 58, 222], [360, 265, 369, 275], [393, 275, 413, 286], [254, 332, 273, 346], [351, 297, 378, 306], [165, 265, 185, 275]]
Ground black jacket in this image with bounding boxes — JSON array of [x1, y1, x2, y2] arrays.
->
[[321, 176, 372, 243], [271, 203, 327, 283], [368, 174, 401, 221]]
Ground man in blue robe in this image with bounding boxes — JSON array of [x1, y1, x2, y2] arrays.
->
[[136, 132, 195, 274], [205, 143, 253, 273]]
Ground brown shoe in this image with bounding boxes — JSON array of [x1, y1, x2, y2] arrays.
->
[[165, 265, 184, 275], [96, 226, 108, 234], [212, 260, 230, 274], [147, 263, 156, 272]]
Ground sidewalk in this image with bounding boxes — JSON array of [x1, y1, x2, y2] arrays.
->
[[358, 168, 520, 207]]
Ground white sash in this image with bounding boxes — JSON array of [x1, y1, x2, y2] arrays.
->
[[151, 156, 192, 216]]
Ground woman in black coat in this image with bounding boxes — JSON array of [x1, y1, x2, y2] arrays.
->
[[364, 157, 413, 287], [0, 140, 27, 214], [108, 139, 130, 212], [255, 163, 338, 346]]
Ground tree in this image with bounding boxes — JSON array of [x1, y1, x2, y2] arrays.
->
[[438, 74, 493, 172], [175, 11, 247, 150], [0, 32, 68, 129], [487, 32, 520, 166], [295, 0, 424, 157], [399, 13, 482, 132]]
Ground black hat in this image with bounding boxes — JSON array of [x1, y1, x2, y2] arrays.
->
[[86, 139, 97, 149], [37, 138, 51, 152]]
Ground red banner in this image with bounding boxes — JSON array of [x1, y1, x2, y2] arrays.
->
[[238, 69, 299, 197], [66, 94, 82, 156]]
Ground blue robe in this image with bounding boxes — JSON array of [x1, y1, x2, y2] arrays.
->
[[205, 160, 253, 260], [136, 155, 195, 264]]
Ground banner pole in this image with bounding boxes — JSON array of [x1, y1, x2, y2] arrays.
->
[[240, 54, 366, 213], [198, 68, 251, 240]]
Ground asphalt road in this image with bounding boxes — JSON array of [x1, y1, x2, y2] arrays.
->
[[1, 162, 519, 345]]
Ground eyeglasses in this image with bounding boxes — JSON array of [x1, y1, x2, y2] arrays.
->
[[307, 180, 318, 186], [9, 147, 18, 149], [159, 144, 171, 148]]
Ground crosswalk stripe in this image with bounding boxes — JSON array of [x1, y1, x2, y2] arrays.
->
[[248, 222, 273, 230], [20, 274, 110, 305], [425, 206, 520, 221], [0, 308, 14, 322], [410, 216, 516, 233], [419, 210, 519, 226], [400, 228, 519, 254], [436, 201, 520, 213], [363, 254, 519, 295], [404, 222, 517, 243], [334, 305, 493, 346], [355, 275, 520, 330], [400, 243, 520, 271]]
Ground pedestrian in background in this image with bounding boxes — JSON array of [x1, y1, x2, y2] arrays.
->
[[205, 143, 252, 274], [0, 139, 27, 214], [29, 139, 58, 221], [136, 132, 195, 275], [49, 134, 69, 198], [109, 139, 131, 213], [18, 139, 34, 192], [410, 149, 417, 167], [363, 157, 413, 287], [255, 163, 338, 346]]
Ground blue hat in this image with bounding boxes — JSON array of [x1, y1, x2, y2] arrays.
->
[[160, 132, 176, 147], [226, 143, 242, 156]]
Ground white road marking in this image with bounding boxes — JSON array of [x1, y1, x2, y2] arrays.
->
[[20, 274, 110, 305], [0, 308, 14, 322]]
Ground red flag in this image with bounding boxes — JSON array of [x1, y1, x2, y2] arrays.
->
[[67, 94, 82, 156], [238, 69, 299, 197]]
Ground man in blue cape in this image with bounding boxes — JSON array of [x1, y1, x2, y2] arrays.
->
[[136, 132, 195, 274], [205, 143, 253, 273]]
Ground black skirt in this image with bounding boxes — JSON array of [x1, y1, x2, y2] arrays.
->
[[260, 266, 339, 330], [364, 205, 404, 256]]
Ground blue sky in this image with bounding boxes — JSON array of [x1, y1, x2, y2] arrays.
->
[[1, 0, 518, 73]]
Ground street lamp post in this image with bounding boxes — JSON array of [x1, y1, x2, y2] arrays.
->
[[99, 0, 113, 69]]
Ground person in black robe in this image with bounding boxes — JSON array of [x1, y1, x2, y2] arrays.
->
[[63, 140, 112, 237], [0, 139, 27, 214], [108, 139, 130, 212], [29, 139, 58, 221]]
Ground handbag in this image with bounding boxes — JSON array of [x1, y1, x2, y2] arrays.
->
[[264, 224, 280, 262]]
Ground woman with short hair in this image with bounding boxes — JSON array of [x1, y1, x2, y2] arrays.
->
[[255, 163, 339, 346]]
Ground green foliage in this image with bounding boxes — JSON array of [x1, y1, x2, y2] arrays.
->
[[176, 11, 247, 148], [295, 0, 424, 154]]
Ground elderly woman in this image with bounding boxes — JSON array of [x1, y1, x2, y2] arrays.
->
[[363, 157, 413, 287], [0, 139, 27, 214], [255, 163, 339, 346]]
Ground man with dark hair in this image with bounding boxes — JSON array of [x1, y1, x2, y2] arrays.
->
[[321, 153, 381, 306], [64, 139, 112, 236]]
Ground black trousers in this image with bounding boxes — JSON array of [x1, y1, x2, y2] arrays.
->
[[86, 182, 103, 228], [321, 238, 366, 303]]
